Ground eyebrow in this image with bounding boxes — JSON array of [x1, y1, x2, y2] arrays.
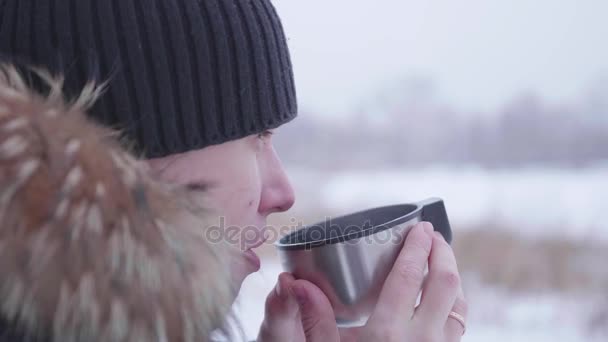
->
[[184, 180, 210, 192], [150, 155, 217, 191], [183, 179, 219, 192]]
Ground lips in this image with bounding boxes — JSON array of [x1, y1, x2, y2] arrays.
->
[[242, 234, 267, 271], [243, 249, 261, 271], [242, 227, 269, 249], [247, 237, 266, 249]]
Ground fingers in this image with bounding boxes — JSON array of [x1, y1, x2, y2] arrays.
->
[[368, 222, 434, 327], [339, 326, 364, 342], [264, 273, 299, 321], [289, 279, 340, 342], [415, 231, 461, 328], [445, 288, 467, 341], [257, 273, 302, 341]]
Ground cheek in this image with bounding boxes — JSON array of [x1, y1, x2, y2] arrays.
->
[[222, 186, 260, 222], [238, 180, 263, 220], [209, 165, 263, 227]]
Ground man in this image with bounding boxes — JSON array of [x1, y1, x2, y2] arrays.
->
[[0, 0, 466, 341]]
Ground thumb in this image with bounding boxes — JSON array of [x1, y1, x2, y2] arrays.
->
[[290, 279, 340, 342], [258, 273, 301, 342]]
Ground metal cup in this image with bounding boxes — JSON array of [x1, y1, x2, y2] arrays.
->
[[276, 198, 452, 327]]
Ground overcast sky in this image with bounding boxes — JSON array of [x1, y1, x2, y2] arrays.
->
[[272, 0, 608, 117]]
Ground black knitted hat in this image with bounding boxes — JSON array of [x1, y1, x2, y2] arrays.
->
[[0, 0, 297, 158]]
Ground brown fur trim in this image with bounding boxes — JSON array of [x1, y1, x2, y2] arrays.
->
[[0, 65, 235, 342]]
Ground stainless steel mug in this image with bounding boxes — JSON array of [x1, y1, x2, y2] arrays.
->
[[276, 198, 452, 327]]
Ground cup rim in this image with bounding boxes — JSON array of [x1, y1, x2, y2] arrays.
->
[[275, 203, 422, 251]]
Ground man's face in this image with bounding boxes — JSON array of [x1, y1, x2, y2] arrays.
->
[[147, 130, 295, 287]]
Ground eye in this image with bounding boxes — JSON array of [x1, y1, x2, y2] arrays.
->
[[258, 130, 273, 139], [185, 182, 208, 192], [256, 130, 273, 146]]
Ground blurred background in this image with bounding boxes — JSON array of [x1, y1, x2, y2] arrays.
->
[[235, 0, 608, 340]]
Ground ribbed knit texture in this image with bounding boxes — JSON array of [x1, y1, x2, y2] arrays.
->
[[0, 0, 297, 158]]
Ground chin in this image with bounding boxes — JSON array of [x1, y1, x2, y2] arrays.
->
[[230, 252, 261, 290]]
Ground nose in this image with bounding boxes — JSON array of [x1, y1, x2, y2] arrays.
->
[[258, 147, 295, 215]]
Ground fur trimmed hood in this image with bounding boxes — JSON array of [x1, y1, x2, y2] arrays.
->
[[0, 66, 235, 341]]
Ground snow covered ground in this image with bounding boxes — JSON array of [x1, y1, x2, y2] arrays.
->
[[232, 166, 608, 341]]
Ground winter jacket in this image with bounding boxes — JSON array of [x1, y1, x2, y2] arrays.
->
[[0, 65, 235, 342]]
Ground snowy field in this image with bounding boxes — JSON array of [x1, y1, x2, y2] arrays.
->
[[233, 165, 608, 341], [289, 165, 608, 240]]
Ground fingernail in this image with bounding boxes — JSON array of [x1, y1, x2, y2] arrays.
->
[[290, 285, 307, 306], [275, 277, 283, 298], [422, 222, 434, 236]]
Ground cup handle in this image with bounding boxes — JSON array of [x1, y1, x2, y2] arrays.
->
[[417, 198, 453, 244]]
